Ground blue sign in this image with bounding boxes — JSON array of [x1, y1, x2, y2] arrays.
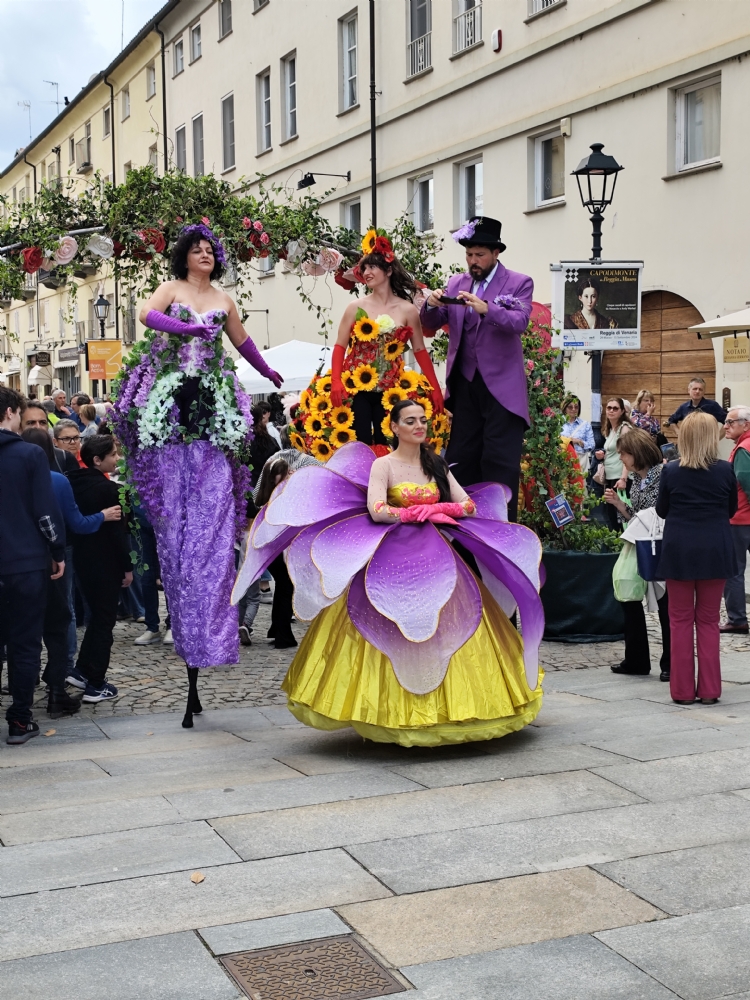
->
[[545, 494, 575, 528]]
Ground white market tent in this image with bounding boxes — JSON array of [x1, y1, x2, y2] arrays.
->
[[689, 307, 750, 340], [235, 339, 332, 395]]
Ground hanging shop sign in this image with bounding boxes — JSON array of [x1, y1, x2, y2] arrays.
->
[[58, 346, 80, 363], [723, 337, 750, 364], [551, 261, 644, 350], [87, 340, 122, 378], [34, 350, 51, 366]]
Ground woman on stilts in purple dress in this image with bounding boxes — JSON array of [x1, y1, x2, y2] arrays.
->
[[113, 224, 284, 726]]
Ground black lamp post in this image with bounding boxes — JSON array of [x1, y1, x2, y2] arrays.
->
[[571, 143, 623, 263], [93, 293, 110, 339]]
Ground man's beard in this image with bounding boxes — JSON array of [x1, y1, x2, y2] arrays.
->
[[468, 262, 494, 280]]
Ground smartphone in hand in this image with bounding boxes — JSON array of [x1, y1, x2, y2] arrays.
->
[[439, 296, 468, 306]]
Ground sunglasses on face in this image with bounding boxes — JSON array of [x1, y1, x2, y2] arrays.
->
[[606, 405, 621, 411]]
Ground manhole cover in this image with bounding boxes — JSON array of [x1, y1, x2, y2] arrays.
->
[[220, 934, 405, 999]]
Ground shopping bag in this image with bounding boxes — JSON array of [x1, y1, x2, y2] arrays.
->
[[612, 541, 647, 603], [635, 538, 663, 581]]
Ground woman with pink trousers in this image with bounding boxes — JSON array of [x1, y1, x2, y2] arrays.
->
[[656, 412, 738, 704]]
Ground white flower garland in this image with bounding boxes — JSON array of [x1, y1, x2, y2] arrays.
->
[[209, 372, 250, 451], [137, 370, 184, 448]]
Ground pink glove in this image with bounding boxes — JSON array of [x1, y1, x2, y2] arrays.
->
[[145, 309, 213, 341], [237, 336, 283, 389], [425, 502, 466, 520], [398, 504, 434, 523]]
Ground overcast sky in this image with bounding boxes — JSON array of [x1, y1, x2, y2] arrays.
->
[[0, 0, 166, 170]]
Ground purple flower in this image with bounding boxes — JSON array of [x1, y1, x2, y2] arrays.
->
[[452, 219, 477, 243], [177, 338, 214, 375], [133, 365, 157, 407], [494, 294, 523, 309], [179, 223, 227, 267]]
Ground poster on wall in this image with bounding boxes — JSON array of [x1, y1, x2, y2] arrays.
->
[[551, 262, 644, 350], [87, 340, 122, 379]]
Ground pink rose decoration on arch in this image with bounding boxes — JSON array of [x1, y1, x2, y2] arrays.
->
[[54, 236, 78, 266], [260, 232, 270, 246], [318, 247, 344, 273], [242, 217, 252, 229], [253, 220, 264, 232]]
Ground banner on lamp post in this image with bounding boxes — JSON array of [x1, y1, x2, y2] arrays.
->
[[87, 340, 122, 378], [551, 261, 644, 350]]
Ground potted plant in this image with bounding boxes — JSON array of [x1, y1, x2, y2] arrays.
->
[[519, 321, 624, 642]]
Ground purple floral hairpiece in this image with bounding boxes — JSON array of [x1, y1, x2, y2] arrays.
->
[[452, 219, 477, 243], [180, 223, 227, 267]]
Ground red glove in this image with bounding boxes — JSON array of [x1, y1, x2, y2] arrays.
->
[[398, 504, 434, 523], [414, 348, 445, 415], [330, 344, 346, 408]]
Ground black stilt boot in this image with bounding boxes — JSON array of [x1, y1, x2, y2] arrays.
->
[[182, 667, 203, 728]]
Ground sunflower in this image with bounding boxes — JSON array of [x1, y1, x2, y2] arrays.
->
[[330, 406, 354, 428], [290, 431, 306, 452], [383, 339, 404, 361], [331, 426, 357, 447], [311, 396, 331, 416], [361, 228, 378, 254], [343, 372, 358, 394], [380, 415, 394, 441], [420, 397, 434, 420], [311, 439, 334, 461], [432, 413, 448, 436], [397, 370, 420, 392], [299, 388, 312, 411], [315, 374, 333, 396], [353, 316, 380, 342], [382, 386, 409, 410], [351, 363, 379, 391], [304, 414, 326, 437]]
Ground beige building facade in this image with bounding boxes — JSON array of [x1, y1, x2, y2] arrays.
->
[[3, 0, 749, 424]]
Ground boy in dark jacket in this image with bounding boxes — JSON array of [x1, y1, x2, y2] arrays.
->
[[67, 434, 132, 702], [0, 388, 66, 744]]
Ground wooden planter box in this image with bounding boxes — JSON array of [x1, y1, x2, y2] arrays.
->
[[541, 549, 624, 643]]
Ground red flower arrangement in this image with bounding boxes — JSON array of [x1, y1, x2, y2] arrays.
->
[[22, 247, 43, 274], [132, 228, 166, 260]]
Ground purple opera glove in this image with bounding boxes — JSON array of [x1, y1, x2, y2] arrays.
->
[[144, 309, 213, 341], [237, 336, 283, 389]]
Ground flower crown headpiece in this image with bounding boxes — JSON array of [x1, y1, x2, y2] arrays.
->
[[360, 227, 395, 263], [180, 222, 227, 267]]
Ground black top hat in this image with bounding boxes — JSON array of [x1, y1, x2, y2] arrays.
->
[[456, 216, 506, 253]]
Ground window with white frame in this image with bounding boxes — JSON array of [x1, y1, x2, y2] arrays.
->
[[174, 38, 184, 75], [41, 300, 48, 332], [192, 114, 204, 175], [222, 93, 235, 169], [453, 0, 482, 54], [175, 126, 186, 172], [121, 87, 130, 120], [527, 0, 566, 16], [68, 137, 75, 163], [282, 54, 297, 140], [190, 23, 202, 62], [407, 0, 432, 78], [340, 12, 358, 110], [534, 130, 565, 206], [146, 63, 156, 98], [219, 0, 232, 37], [257, 70, 272, 151], [343, 199, 361, 233], [459, 158, 483, 221], [413, 174, 434, 233], [676, 77, 721, 170], [148, 144, 158, 175], [103, 105, 111, 137], [28, 306, 34, 332], [258, 254, 274, 276]]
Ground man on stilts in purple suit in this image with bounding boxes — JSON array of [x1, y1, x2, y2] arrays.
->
[[420, 216, 533, 522]]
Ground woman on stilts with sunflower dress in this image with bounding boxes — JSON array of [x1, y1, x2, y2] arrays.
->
[[290, 231, 450, 461], [234, 399, 544, 748]]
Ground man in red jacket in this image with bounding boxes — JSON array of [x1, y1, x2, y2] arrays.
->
[[721, 406, 750, 634]]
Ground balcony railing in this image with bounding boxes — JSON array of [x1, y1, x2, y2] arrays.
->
[[407, 31, 432, 78], [454, 4, 482, 54], [527, 0, 566, 16]]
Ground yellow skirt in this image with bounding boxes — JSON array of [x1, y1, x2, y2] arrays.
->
[[282, 580, 543, 748]]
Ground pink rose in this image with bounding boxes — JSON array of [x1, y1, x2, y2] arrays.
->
[[543, 407, 554, 417], [260, 232, 270, 246], [54, 236, 78, 266], [253, 220, 264, 232], [526, 360, 535, 370], [242, 217, 252, 229], [201, 216, 210, 225], [534, 378, 541, 387]]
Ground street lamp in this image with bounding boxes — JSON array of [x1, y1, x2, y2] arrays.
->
[[297, 170, 351, 190], [571, 143, 623, 263], [93, 293, 110, 338]]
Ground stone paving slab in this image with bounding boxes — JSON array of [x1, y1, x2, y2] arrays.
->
[[167, 769, 424, 822], [591, 746, 750, 801], [0, 758, 107, 799], [596, 839, 750, 915], [598, 903, 750, 1000], [0, 716, 107, 749], [346, 792, 750, 894], [199, 908, 350, 955], [372, 934, 677, 1000], [337, 867, 663, 967], [0, 849, 391, 962], [0, 795, 184, 846], [212, 771, 642, 861], [0, 821, 240, 897], [92, 742, 277, 777], [0, 931, 240, 1000], [590, 725, 750, 761], [94, 705, 276, 738]]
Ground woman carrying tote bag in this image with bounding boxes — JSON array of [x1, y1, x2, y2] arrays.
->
[[656, 412, 738, 705]]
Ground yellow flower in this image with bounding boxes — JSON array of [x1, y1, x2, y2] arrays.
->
[[380, 414, 394, 440], [397, 370, 420, 392], [383, 339, 404, 361], [420, 397, 434, 420], [331, 426, 357, 447], [304, 414, 326, 437], [315, 374, 333, 396], [351, 363, 378, 391], [432, 413, 448, 436], [311, 396, 331, 415], [330, 406, 354, 428], [361, 228, 378, 254], [299, 388, 312, 411], [353, 316, 380, 342], [290, 431, 306, 452], [343, 371, 358, 394], [311, 439, 334, 461], [382, 386, 409, 410]]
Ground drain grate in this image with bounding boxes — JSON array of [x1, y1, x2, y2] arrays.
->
[[220, 934, 406, 999]]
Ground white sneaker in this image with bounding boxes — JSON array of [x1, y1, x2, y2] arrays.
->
[[258, 589, 273, 605], [134, 629, 161, 645], [163, 629, 174, 644]]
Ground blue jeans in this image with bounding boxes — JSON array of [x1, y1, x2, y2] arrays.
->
[[724, 524, 750, 625], [64, 545, 77, 669]]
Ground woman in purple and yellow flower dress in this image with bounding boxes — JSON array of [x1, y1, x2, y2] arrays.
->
[[234, 398, 544, 747]]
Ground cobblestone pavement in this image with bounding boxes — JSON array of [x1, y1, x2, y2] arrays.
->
[[27, 600, 750, 719]]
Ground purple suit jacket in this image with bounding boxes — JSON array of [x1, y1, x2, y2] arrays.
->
[[420, 264, 533, 426]]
